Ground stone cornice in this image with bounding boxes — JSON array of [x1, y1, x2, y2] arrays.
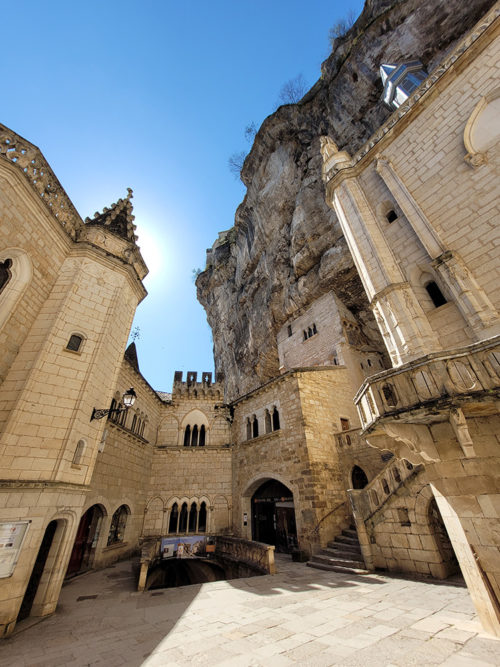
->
[[0, 480, 88, 491]]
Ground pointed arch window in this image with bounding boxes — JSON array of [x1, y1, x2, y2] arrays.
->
[[252, 415, 259, 438], [272, 408, 280, 431], [199, 424, 206, 446], [179, 503, 188, 533], [107, 505, 129, 545], [191, 424, 199, 446], [198, 502, 207, 532], [188, 502, 198, 532], [168, 503, 179, 534], [184, 425, 191, 447]]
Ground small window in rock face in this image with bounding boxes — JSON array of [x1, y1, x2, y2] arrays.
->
[[0, 258, 12, 293], [287, 325, 292, 337], [66, 334, 83, 352], [386, 209, 398, 223], [425, 281, 447, 308]]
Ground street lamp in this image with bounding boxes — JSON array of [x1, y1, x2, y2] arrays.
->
[[90, 388, 137, 421]]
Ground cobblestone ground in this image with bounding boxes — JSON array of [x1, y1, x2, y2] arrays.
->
[[1, 555, 499, 666]]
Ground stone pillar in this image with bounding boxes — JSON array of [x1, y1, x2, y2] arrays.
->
[[323, 142, 440, 366], [375, 157, 499, 340]]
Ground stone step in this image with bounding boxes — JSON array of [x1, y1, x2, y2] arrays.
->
[[306, 561, 370, 575], [333, 534, 359, 546], [311, 553, 366, 569], [342, 529, 358, 539], [326, 541, 361, 555]]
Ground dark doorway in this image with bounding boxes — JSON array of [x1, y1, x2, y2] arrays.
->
[[251, 480, 297, 553], [18, 521, 57, 622], [428, 498, 460, 577], [351, 465, 369, 489], [66, 505, 104, 577]]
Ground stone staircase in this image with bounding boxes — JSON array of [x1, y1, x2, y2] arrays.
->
[[307, 525, 370, 574]]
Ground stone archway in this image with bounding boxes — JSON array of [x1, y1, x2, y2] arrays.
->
[[351, 465, 369, 489], [251, 479, 297, 553], [66, 504, 106, 577]]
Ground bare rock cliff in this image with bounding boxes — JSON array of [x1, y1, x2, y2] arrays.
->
[[197, 0, 495, 402]]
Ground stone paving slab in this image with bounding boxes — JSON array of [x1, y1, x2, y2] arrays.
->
[[1, 555, 499, 666]]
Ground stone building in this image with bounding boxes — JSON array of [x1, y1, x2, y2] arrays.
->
[[0, 0, 499, 643]]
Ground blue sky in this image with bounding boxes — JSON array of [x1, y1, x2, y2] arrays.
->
[[2, 0, 363, 392]]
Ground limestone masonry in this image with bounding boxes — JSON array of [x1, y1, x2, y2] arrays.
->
[[0, 0, 499, 643]]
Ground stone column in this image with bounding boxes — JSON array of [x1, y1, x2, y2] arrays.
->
[[376, 156, 499, 339], [323, 142, 440, 365]]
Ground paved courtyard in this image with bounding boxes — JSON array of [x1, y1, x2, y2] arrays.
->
[[1, 555, 499, 667]]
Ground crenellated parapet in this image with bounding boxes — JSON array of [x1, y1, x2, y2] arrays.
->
[[172, 370, 224, 399]]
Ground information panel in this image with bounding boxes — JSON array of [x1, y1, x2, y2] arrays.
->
[[161, 535, 207, 559], [0, 521, 30, 578]]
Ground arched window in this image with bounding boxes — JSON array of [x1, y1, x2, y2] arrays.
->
[[272, 408, 280, 431], [312, 323, 317, 335], [308, 327, 312, 338], [382, 479, 390, 495], [131, 415, 137, 433], [425, 281, 447, 308], [199, 424, 206, 446], [107, 505, 129, 546], [246, 418, 252, 440], [168, 503, 179, 534], [0, 258, 12, 294], [303, 331, 307, 341], [179, 502, 188, 533], [352, 466, 369, 490], [188, 502, 197, 532], [393, 467, 402, 484], [191, 424, 198, 447], [198, 502, 207, 532], [72, 439, 85, 465], [184, 425, 191, 447], [265, 410, 272, 434], [252, 415, 259, 438]]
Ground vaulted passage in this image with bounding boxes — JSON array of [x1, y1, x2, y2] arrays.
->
[[146, 559, 226, 590], [251, 480, 297, 553]]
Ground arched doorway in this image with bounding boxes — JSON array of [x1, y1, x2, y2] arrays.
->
[[18, 521, 58, 622], [66, 505, 105, 577], [428, 498, 460, 577], [351, 465, 369, 489], [251, 480, 297, 553]]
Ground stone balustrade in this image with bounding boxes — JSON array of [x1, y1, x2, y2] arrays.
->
[[354, 336, 500, 430], [0, 124, 83, 239], [349, 458, 422, 523], [334, 427, 362, 448], [214, 536, 276, 575]]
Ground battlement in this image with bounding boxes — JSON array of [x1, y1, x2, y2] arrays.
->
[[173, 370, 224, 388]]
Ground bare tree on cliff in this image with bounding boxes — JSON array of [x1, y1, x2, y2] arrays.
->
[[278, 74, 308, 105], [228, 151, 247, 179]]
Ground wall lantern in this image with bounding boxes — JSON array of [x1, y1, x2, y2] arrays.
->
[[90, 388, 137, 421]]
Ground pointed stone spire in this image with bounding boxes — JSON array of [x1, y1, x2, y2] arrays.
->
[[85, 188, 138, 243], [124, 342, 140, 372]]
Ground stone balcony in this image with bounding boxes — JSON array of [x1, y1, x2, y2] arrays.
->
[[354, 335, 500, 432]]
